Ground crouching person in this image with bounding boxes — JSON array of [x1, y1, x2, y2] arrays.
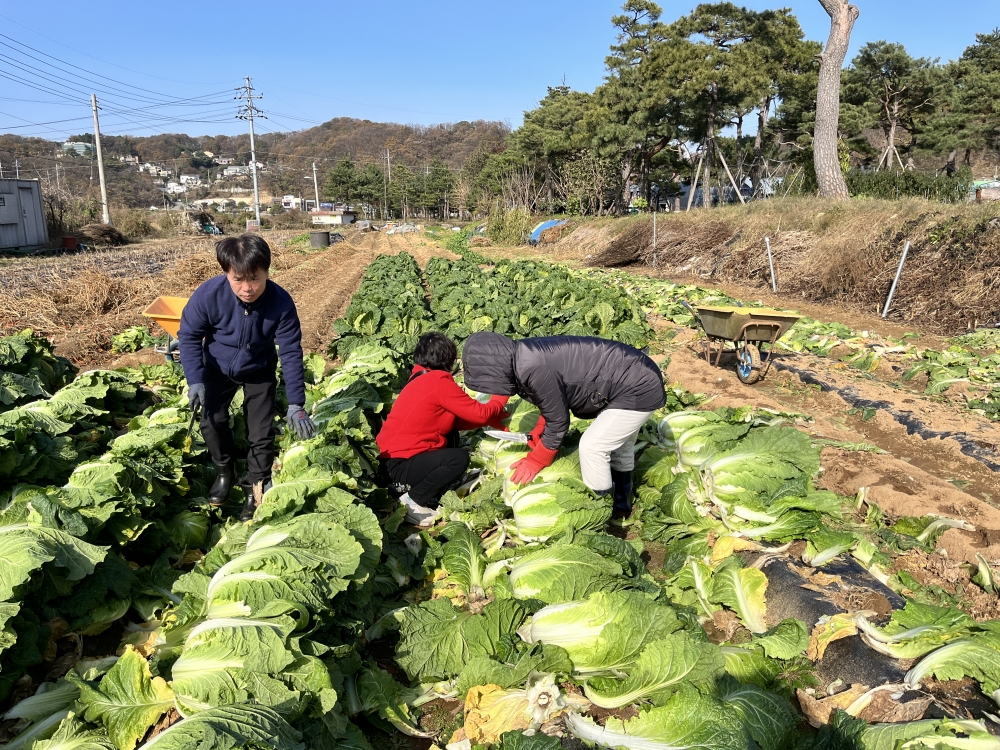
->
[[179, 233, 315, 521], [376, 332, 509, 527], [462, 332, 666, 517]]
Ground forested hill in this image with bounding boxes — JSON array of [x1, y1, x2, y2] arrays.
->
[[267, 118, 509, 170], [2, 117, 510, 172]]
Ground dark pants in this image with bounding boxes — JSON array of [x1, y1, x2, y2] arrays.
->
[[201, 366, 277, 485], [385, 448, 469, 507]]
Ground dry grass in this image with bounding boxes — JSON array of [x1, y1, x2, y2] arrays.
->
[[0, 230, 304, 343]]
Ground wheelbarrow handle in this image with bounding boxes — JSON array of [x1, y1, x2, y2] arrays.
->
[[681, 301, 707, 335]]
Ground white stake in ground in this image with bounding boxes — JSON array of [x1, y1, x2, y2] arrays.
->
[[882, 240, 911, 318], [765, 236, 777, 292]]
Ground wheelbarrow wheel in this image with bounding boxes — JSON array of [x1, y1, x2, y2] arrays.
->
[[736, 343, 762, 384]]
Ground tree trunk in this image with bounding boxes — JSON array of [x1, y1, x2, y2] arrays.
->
[[703, 84, 718, 209], [752, 97, 770, 194], [814, 0, 859, 198]]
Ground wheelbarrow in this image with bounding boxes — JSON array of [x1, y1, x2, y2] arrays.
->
[[142, 296, 189, 363], [683, 301, 799, 384]]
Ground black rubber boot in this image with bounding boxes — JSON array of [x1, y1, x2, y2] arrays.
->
[[610, 468, 633, 517], [208, 462, 234, 507], [239, 478, 272, 522]]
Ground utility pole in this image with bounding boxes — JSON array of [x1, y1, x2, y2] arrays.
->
[[91, 94, 112, 225], [383, 149, 390, 220], [236, 76, 265, 225], [312, 161, 320, 211], [14, 159, 19, 179], [55, 162, 60, 191]]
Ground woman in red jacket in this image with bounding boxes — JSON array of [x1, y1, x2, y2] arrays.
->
[[377, 332, 509, 526]]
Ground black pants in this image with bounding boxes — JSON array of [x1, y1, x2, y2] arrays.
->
[[385, 448, 469, 507], [200, 366, 277, 485]]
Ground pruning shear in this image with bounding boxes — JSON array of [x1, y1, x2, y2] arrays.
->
[[483, 429, 530, 444]]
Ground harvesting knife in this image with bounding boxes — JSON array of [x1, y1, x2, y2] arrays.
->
[[483, 429, 530, 443]]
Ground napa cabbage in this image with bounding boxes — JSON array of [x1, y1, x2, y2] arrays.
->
[[521, 590, 679, 675]]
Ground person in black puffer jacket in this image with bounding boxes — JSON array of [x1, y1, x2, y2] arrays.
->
[[462, 332, 665, 515]]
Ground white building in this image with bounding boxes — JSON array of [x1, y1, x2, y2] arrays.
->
[[179, 174, 201, 185], [164, 182, 187, 195], [223, 165, 250, 177], [311, 209, 356, 226]]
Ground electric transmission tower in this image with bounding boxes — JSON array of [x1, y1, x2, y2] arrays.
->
[[236, 76, 265, 226]]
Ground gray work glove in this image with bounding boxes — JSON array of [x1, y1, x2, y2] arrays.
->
[[287, 405, 316, 440], [188, 382, 206, 415]]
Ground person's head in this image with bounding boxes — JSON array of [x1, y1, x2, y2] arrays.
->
[[216, 234, 271, 304], [413, 332, 457, 372], [462, 332, 517, 395]]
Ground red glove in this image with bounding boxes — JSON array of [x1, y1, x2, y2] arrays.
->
[[528, 415, 547, 446], [510, 444, 558, 485]]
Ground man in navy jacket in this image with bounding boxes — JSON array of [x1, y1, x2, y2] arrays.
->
[[179, 234, 315, 518]]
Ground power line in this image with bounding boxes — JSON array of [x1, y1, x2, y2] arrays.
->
[[0, 33, 216, 103], [0, 12, 231, 86]]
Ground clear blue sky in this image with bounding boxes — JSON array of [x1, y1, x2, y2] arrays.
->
[[1, 1, 997, 141]]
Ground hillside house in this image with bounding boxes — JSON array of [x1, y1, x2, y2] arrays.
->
[[164, 182, 187, 195], [180, 174, 201, 185], [223, 165, 250, 177], [311, 209, 356, 225], [214, 157, 235, 165], [281, 195, 303, 210]]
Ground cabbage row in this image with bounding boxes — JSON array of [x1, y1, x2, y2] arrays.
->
[[329, 253, 431, 360], [425, 258, 653, 349], [0, 344, 415, 750], [0, 331, 76, 413], [0, 362, 223, 703], [329, 253, 656, 364]]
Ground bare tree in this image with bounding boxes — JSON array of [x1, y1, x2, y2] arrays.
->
[[814, 0, 859, 198]]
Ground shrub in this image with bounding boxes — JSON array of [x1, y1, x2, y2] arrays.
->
[[486, 202, 532, 245], [114, 209, 155, 238]]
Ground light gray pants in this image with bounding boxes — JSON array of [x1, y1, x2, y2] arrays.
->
[[578, 409, 654, 492]]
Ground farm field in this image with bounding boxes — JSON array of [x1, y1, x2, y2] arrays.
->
[[0, 227, 999, 750]]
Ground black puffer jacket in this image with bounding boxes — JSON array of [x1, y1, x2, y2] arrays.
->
[[462, 333, 666, 450]]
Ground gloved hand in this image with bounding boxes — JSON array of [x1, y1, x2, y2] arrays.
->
[[188, 383, 206, 415], [287, 405, 316, 440], [528, 415, 547, 445], [483, 394, 511, 430], [510, 443, 558, 485], [486, 409, 511, 431]]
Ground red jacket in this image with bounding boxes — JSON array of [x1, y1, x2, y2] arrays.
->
[[376, 366, 508, 459]]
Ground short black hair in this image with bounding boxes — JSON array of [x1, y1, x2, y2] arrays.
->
[[216, 234, 271, 276], [414, 332, 457, 371]]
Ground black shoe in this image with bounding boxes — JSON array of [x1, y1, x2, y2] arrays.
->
[[208, 462, 234, 507], [610, 469, 633, 516], [239, 478, 272, 522]]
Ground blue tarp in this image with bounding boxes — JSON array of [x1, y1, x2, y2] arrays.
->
[[529, 219, 568, 244]]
